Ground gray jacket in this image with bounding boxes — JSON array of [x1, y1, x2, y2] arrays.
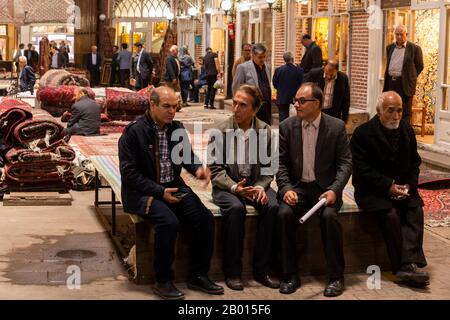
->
[[118, 50, 132, 70], [209, 117, 274, 192], [232, 60, 271, 95], [67, 96, 101, 136], [276, 113, 352, 201]]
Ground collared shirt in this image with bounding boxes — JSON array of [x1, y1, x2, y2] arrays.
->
[[236, 119, 255, 179], [153, 123, 174, 183], [301, 113, 321, 182], [175, 56, 181, 76], [92, 53, 97, 66], [137, 49, 144, 73], [253, 61, 271, 103], [323, 73, 337, 109], [388, 41, 406, 77]]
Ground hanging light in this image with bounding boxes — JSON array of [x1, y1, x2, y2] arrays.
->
[[221, 0, 233, 16], [187, 7, 198, 18], [165, 11, 174, 21], [266, 0, 282, 12], [266, 0, 276, 8]]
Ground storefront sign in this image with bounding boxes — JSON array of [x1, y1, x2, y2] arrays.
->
[[381, 0, 411, 9]]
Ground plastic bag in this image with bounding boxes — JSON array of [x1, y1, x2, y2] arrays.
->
[[213, 79, 224, 90]]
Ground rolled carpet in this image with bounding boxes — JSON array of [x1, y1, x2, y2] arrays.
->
[[13, 115, 65, 149], [0, 104, 33, 147]]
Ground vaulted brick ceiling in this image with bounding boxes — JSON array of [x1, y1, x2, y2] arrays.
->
[[0, 0, 74, 23]]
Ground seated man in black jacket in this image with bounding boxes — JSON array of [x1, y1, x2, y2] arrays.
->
[[351, 91, 429, 288], [118, 86, 223, 300]]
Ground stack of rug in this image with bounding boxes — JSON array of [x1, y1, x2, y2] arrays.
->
[[0, 100, 75, 192], [37, 86, 96, 117], [105, 87, 149, 121], [39, 69, 90, 87]]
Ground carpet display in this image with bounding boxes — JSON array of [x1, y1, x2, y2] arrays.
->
[[39, 69, 90, 87], [37, 86, 96, 117], [105, 88, 149, 120], [0, 103, 33, 147]]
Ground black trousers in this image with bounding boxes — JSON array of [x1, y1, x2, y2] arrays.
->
[[257, 101, 272, 125], [384, 76, 413, 122], [204, 74, 217, 107], [136, 74, 149, 91], [277, 104, 290, 124], [277, 181, 345, 279], [90, 67, 101, 87], [181, 80, 190, 103], [142, 181, 215, 282], [212, 187, 279, 278], [109, 68, 119, 86], [372, 205, 427, 274], [119, 69, 130, 88]]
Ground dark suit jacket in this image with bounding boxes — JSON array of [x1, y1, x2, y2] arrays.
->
[[134, 50, 153, 80], [272, 63, 304, 105], [276, 113, 352, 201], [58, 51, 68, 69], [19, 65, 36, 93], [164, 55, 180, 82], [67, 96, 101, 136], [24, 50, 39, 67], [209, 117, 274, 193], [351, 115, 423, 211], [84, 53, 103, 70], [304, 67, 350, 123], [300, 42, 323, 74], [383, 41, 424, 97]]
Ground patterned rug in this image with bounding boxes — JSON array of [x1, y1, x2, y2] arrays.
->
[[69, 134, 122, 157], [100, 121, 129, 135], [419, 187, 450, 227], [418, 168, 450, 188]]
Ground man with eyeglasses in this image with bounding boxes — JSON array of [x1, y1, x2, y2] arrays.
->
[[276, 82, 352, 297], [119, 86, 224, 300], [351, 91, 429, 288]]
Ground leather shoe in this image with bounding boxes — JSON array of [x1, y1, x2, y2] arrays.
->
[[396, 263, 430, 287], [153, 281, 185, 300], [188, 275, 224, 295], [254, 274, 280, 289], [226, 278, 244, 291], [324, 279, 344, 297], [279, 274, 301, 294]]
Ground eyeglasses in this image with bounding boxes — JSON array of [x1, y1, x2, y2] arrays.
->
[[293, 97, 318, 105]]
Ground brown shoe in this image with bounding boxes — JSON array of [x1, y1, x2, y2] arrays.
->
[[226, 278, 244, 291]]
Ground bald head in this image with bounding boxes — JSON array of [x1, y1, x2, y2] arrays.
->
[[377, 91, 403, 130], [324, 58, 339, 81]]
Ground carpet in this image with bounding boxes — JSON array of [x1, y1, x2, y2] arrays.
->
[[69, 133, 122, 157], [419, 188, 450, 227], [100, 121, 129, 135], [418, 168, 450, 187]]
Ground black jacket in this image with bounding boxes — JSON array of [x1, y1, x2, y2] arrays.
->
[[304, 67, 350, 123], [67, 96, 101, 136], [164, 55, 180, 82], [19, 65, 36, 93], [133, 50, 153, 80], [84, 53, 102, 70], [119, 113, 202, 216], [351, 115, 424, 211], [383, 41, 424, 97], [272, 63, 304, 105], [300, 42, 323, 74]]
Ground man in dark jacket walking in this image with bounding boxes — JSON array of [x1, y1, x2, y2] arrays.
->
[[351, 91, 429, 288], [118, 86, 224, 300], [164, 45, 181, 92], [300, 34, 323, 74], [272, 52, 304, 123]]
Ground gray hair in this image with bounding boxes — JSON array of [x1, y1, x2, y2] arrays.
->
[[376, 91, 402, 114], [252, 43, 267, 55], [170, 45, 178, 53], [18, 56, 27, 63], [283, 52, 294, 63], [394, 25, 408, 34]]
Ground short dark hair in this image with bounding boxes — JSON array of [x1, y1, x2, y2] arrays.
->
[[113, 45, 119, 50], [301, 82, 324, 109], [134, 43, 142, 48], [252, 43, 267, 55], [302, 34, 311, 40], [236, 84, 263, 111], [19, 43, 25, 48], [121, 43, 128, 50], [325, 60, 339, 71], [242, 43, 251, 50], [150, 90, 160, 105], [206, 47, 212, 52]]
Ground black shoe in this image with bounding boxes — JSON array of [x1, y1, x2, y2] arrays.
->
[[396, 263, 430, 286], [204, 105, 209, 109], [209, 105, 216, 110], [226, 277, 244, 291], [324, 279, 344, 297], [188, 275, 224, 295], [254, 274, 280, 289], [279, 274, 301, 294], [153, 281, 185, 300]]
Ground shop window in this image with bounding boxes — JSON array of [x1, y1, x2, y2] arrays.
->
[[315, 17, 329, 60], [241, 11, 250, 46], [0, 25, 7, 36], [151, 22, 168, 53]]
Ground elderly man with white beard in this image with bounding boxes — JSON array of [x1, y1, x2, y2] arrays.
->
[[351, 91, 429, 288]]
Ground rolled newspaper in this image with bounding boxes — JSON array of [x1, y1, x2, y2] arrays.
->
[[299, 198, 328, 224]]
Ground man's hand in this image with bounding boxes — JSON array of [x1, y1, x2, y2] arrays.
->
[[253, 188, 268, 205], [283, 190, 298, 207], [235, 179, 256, 199], [320, 190, 337, 206], [195, 167, 211, 188], [163, 188, 181, 204], [389, 184, 410, 200]]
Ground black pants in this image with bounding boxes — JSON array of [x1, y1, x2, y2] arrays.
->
[[109, 69, 119, 87], [277, 104, 290, 124], [119, 69, 130, 88], [277, 182, 345, 279], [142, 182, 215, 282], [204, 74, 217, 108], [181, 80, 190, 103], [257, 101, 272, 125], [384, 76, 413, 122], [90, 67, 101, 87], [372, 205, 427, 274], [136, 74, 149, 91], [212, 187, 279, 278]]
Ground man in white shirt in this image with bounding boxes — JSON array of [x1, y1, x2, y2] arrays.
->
[[84, 46, 103, 87]]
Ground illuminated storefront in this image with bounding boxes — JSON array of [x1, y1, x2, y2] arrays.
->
[[113, 0, 170, 54], [0, 24, 15, 60]]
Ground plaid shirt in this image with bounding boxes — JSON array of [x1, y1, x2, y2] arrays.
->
[[154, 123, 174, 183]]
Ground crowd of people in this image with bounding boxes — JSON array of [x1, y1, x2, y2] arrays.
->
[[118, 24, 429, 300]]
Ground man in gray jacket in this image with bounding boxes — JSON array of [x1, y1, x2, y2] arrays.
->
[[276, 82, 352, 297], [65, 87, 100, 136], [118, 43, 133, 88]]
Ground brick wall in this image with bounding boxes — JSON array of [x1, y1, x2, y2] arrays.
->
[[0, 0, 73, 23], [349, 11, 369, 109], [195, 19, 203, 62], [273, 0, 287, 69]]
